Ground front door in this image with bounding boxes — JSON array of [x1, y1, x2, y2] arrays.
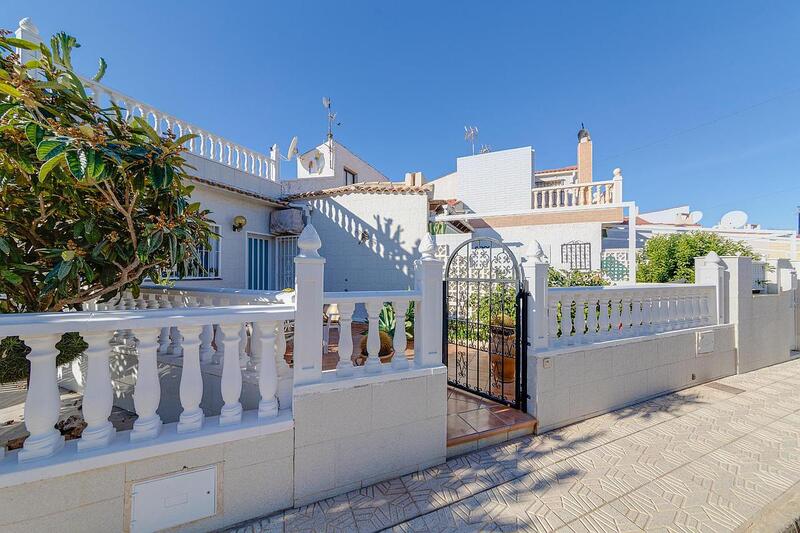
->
[[443, 237, 528, 410], [247, 234, 271, 290]]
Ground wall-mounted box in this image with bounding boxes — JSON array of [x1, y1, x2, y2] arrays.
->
[[130, 465, 217, 533]]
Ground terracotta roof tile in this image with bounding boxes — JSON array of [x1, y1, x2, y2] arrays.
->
[[535, 165, 578, 175], [188, 176, 288, 208], [284, 182, 431, 200]]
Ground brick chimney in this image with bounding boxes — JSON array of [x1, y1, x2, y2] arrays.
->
[[577, 125, 592, 183]]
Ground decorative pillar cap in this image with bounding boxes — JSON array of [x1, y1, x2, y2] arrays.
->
[[297, 223, 322, 258], [705, 251, 723, 265], [613, 168, 622, 179], [19, 18, 39, 33]]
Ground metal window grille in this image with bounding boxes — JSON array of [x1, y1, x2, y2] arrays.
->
[[276, 235, 299, 290], [184, 224, 221, 279], [561, 241, 591, 271]]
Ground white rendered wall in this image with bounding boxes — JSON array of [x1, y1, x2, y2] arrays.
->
[[738, 293, 795, 373], [307, 193, 430, 291], [289, 142, 389, 195], [530, 325, 737, 432], [185, 153, 283, 200], [180, 184, 277, 289], [292, 368, 447, 506], [455, 147, 534, 214], [434, 223, 602, 272], [430, 171, 459, 201]]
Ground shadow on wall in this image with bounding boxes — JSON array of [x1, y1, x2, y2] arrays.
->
[[311, 198, 423, 293]]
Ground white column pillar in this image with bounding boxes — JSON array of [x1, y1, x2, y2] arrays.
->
[[336, 302, 356, 377], [255, 321, 279, 418], [19, 334, 64, 462], [293, 223, 325, 386], [199, 296, 214, 363], [415, 234, 444, 368], [364, 300, 383, 373], [177, 325, 204, 433], [391, 300, 410, 370], [695, 252, 726, 325], [130, 328, 162, 442], [523, 241, 549, 351], [218, 323, 243, 426], [77, 331, 115, 451], [627, 201, 637, 284]]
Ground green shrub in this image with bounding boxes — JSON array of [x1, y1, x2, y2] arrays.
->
[[636, 232, 760, 283], [0, 332, 86, 384]]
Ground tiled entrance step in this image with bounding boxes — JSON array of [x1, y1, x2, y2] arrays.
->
[[446, 387, 537, 458]]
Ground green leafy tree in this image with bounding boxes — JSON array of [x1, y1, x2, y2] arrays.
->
[[0, 30, 214, 313], [636, 232, 759, 283], [0, 30, 214, 382], [548, 268, 609, 287]]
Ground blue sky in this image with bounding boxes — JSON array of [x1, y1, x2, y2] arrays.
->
[[4, 2, 800, 229]]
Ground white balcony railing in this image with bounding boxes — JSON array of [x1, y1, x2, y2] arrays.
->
[[0, 300, 294, 464], [547, 283, 716, 347], [15, 19, 278, 182], [322, 291, 422, 376], [532, 171, 623, 210]]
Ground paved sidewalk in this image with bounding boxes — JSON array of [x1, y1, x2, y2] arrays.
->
[[229, 357, 800, 532]]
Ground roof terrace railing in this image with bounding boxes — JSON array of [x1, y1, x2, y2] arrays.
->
[[14, 18, 279, 181]]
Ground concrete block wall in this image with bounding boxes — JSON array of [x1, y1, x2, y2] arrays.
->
[[292, 368, 447, 506], [531, 325, 736, 432], [739, 292, 795, 373], [0, 430, 294, 533]]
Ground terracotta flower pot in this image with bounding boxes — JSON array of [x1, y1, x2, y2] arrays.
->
[[489, 327, 516, 384]]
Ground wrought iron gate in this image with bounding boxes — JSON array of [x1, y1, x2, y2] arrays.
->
[[443, 237, 528, 410]]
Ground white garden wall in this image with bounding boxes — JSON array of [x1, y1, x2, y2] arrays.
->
[[530, 325, 736, 432], [292, 368, 447, 505]]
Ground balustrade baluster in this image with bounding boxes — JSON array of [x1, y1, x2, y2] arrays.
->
[[548, 297, 560, 347], [573, 294, 586, 343], [609, 296, 622, 336], [364, 300, 383, 372], [620, 293, 633, 336], [239, 322, 249, 369], [563, 293, 576, 345], [586, 296, 599, 340], [631, 294, 642, 335], [130, 328, 163, 442], [255, 321, 279, 418], [19, 334, 64, 461], [199, 296, 214, 363], [275, 322, 291, 377], [219, 323, 244, 426], [598, 296, 611, 338], [77, 331, 116, 451], [168, 294, 185, 355], [641, 295, 652, 333], [391, 301, 410, 369], [177, 325, 204, 433], [156, 294, 172, 354]]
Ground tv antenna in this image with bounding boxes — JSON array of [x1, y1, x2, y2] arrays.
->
[[322, 97, 340, 169], [464, 126, 479, 155]]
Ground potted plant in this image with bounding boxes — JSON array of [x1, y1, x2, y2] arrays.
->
[[358, 330, 395, 364], [489, 314, 516, 383]]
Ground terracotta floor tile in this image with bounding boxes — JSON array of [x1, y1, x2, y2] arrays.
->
[[447, 414, 476, 440], [458, 408, 508, 433]]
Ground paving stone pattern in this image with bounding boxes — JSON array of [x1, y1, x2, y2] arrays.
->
[[228, 358, 800, 532]]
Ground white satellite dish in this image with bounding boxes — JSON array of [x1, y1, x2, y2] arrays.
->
[[689, 210, 703, 224], [286, 136, 298, 160], [720, 210, 748, 229]]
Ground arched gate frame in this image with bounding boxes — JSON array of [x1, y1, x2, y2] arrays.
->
[[443, 237, 528, 410]]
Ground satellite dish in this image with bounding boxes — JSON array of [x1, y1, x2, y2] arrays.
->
[[720, 210, 748, 229], [286, 136, 298, 160], [689, 210, 703, 224]]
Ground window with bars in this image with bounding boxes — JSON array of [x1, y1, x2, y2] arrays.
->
[[183, 224, 222, 279], [561, 241, 591, 271], [276, 235, 299, 290]]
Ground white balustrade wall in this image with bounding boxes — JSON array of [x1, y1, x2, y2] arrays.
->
[[546, 284, 716, 348], [0, 303, 293, 463], [532, 172, 622, 210], [14, 21, 280, 182]]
